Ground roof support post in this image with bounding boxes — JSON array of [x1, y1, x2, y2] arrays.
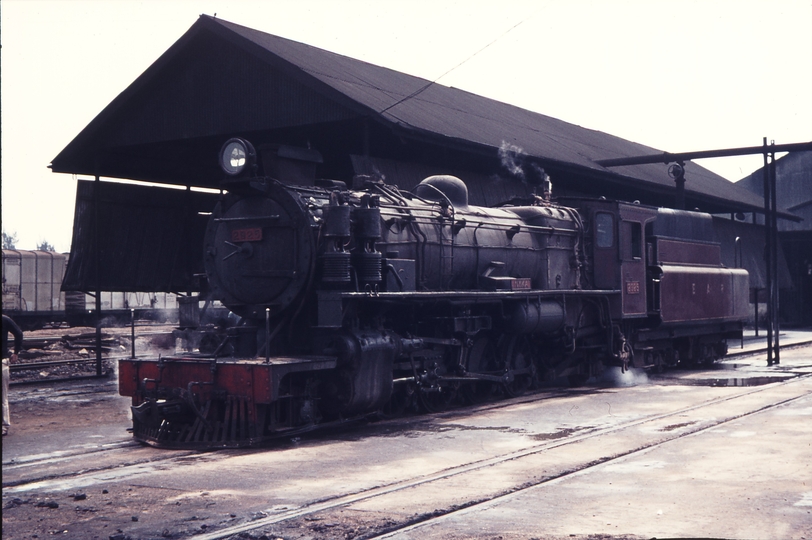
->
[[185, 185, 193, 297], [762, 137, 780, 366], [94, 171, 103, 376], [769, 142, 780, 364], [762, 138, 772, 365], [753, 292, 759, 338]]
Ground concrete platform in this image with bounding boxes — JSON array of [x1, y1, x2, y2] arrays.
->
[[730, 327, 812, 357], [385, 377, 812, 539]]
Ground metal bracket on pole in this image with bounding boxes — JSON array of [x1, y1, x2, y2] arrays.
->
[[667, 161, 686, 210]]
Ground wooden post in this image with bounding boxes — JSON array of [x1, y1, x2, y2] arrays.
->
[[94, 173, 103, 376]]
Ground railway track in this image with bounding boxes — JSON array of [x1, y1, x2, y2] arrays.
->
[[368, 378, 811, 540], [1, 443, 206, 492], [4, 345, 807, 482], [5, 364, 809, 539], [187, 370, 812, 540], [10, 358, 107, 372], [10, 354, 153, 373]]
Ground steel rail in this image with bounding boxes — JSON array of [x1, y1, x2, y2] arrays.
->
[[1, 444, 200, 490], [6, 346, 808, 494], [369, 383, 811, 540], [10, 359, 99, 372], [192, 372, 811, 540], [1, 440, 138, 471]]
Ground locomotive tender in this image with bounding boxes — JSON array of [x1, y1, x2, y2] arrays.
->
[[120, 138, 749, 448]]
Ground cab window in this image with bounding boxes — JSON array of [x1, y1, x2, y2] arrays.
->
[[595, 212, 614, 248], [621, 221, 642, 260], [630, 221, 642, 259]]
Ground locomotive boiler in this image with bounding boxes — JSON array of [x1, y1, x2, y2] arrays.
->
[[119, 138, 749, 448]]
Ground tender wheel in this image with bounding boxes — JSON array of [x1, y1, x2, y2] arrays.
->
[[500, 334, 537, 397]]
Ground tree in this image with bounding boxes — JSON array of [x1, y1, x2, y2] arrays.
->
[[37, 240, 56, 252], [2, 230, 18, 249]]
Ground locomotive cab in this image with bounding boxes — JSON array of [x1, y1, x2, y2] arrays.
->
[[566, 198, 656, 320]]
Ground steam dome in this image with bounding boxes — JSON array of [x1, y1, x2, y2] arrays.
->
[[414, 175, 469, 208]]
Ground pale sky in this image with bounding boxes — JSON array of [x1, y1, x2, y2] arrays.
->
[[2, 0, 811, 252]]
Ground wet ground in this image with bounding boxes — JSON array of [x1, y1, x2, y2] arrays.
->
[[2, 332, 811, 540]]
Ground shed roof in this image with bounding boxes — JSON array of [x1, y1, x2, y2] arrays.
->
[[51, 15, 766, 213], [735, 151, 812, 232]]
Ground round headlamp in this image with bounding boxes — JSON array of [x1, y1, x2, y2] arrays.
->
[[219, 138, 256, 176]]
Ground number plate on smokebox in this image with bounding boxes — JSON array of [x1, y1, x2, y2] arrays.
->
[[231, 227, 263, 242]]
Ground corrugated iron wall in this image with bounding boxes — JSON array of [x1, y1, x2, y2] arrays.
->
[[62, 180, 219, 292]]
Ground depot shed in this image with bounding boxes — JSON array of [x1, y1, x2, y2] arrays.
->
[[736, 151, 812, 325], [51, 15, 772, 294]]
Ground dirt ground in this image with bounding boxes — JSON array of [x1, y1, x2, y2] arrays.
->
[[9, 325, 177, 383], [1, 375, 446, 540], [5, 379, 128, 436], [2, 377, 228, 540]]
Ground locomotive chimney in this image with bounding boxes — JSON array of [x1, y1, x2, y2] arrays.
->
[[537, 169, 552, 202]]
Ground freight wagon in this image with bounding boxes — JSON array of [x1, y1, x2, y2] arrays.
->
[[2, 249, 180, 330]]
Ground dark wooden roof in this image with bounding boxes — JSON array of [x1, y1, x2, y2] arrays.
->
[[51, 15, 767, 213]]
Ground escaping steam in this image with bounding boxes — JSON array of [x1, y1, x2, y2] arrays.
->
[[498, 141, 550, 193], [598, 366, 650, 387], [499, 141, 526, 179]]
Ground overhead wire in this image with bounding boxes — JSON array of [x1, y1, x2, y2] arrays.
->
[[378, 7, 542, 115]]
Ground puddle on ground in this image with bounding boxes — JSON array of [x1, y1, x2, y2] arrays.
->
[[678, 375, 796, 387]]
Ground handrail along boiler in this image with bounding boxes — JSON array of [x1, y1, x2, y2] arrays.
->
[[119, 138, 749, 448]]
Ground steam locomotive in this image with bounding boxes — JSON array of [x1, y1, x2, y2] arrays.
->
[[120, 138, 749, 448]]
